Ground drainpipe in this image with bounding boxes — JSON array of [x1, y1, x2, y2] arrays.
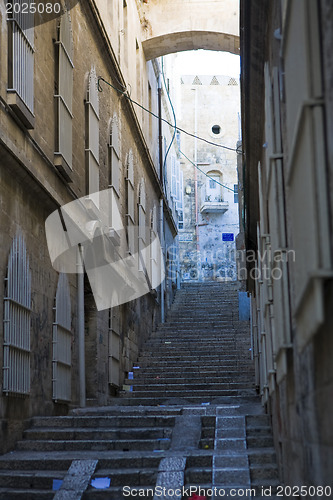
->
[[160, 198, 165, 323], [193, 88, 199, 254], [158, 73, 163, 184], [77, 245, 86, 407]]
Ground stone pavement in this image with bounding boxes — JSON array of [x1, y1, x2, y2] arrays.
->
[[0, 282, 280, 499]]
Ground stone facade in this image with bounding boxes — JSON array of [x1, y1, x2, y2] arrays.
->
[[0, 0, 178, 453], [241, 0, 333, 489], [176, 75, 240, 281]]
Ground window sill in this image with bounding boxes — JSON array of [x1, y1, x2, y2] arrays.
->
[[7, 91, 35, 129], [54, 153, 73, 183]]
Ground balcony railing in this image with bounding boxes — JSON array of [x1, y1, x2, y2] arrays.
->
[[200, 196, 229, 213]]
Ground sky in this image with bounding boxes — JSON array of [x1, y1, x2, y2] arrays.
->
[[172, 50, 240, 78]]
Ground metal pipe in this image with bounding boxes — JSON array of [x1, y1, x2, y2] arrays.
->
[[158, 73, 163, 185], [193, 89, 199, 254], [160, 198, 165, 323], [77, 245, 86, 407]]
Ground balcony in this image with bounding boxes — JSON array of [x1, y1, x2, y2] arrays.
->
[[200, 196, 229, 214]]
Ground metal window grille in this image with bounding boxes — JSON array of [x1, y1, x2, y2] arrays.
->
[[138, 180, 146, 271], [126, 151, 135, 254], [55, 10, 74, 168], [8, 0, 34, 112], [52, 273, 71, 402], [108, 307, 120, 387], [109, 114, 120, 195], [86, 68, 100, 195], [3, 234, 31, 396], [150, 206, 159, 289]]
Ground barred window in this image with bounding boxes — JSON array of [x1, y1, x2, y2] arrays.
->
[[138, 179, 146, 272], [7, 0, 35, 128], [54, 9, 74, 180], [3, 234, 31, 396], [52, 273, 72, 402], [85, 67, 100, 196], [126, 150, 135, 255]]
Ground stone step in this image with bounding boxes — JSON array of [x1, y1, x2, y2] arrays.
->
[[185, 467, 212, 483], [127, 389, 256, 398], [88, 467, 158, 486], [246, 435, 275, 448], [0, 488, 54, 499], [24, 427, 172, 441], [0, 470, 66, 489], [137, 359, 253, 367], [0, 453, 162, 471], [83, 485, 155, 499], [30, 415, 176, 429], [247, 449, 277, 465], [16, 438, 171, 452], [125, 375, 253, 383], [125, 382, 255, 390], [250, 464, 279, 480], [115, 395, 260, 406]]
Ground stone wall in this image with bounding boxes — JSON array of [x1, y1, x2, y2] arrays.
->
[[0, 0, 177, 453], [241, 0, 333, 489], [176, 75, 240, 281]]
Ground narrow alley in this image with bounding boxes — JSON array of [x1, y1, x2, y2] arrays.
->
[[1, 0, 333, 498], [0, 282, 279, 499]]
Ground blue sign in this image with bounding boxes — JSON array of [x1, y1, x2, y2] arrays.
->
[[222, 233, 234, 242]]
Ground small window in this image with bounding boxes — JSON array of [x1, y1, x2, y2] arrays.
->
[[234, 184, 239, 203], [212, 125, 221, 135], [7, 0, 35, 128]]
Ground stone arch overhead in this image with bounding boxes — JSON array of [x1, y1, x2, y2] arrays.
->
[[139, 0, 239, 60], [142, 31, 240, 60]]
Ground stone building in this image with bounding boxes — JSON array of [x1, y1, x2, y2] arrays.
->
[[0, 0, 179, 453], [241, 0, 333, 488], [176, 74, 240, 281]]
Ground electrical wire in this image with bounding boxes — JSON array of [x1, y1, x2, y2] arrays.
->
[[161, 57, 177, 178], [98, 76, 242, 153], [179, 149, 236, 193]]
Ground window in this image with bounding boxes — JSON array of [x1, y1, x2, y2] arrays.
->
[[109, 114, 120, 195], [138, 180, 146, 272], [3, 234, 31, 395], [150, 206, 160, 289], [85, 68, 100, 196], [7, 0, 35, 128], [108, 305, 120, 387], [126, 150, 135, 255], [54, 9, 74, 181], [206, 172, 222, 201], [234, 184, 239, 203], [148, 82, 152, 139], [178, 210, 184, 230], [212, 125, 221, 135], [171, 156, 177, 198], [52, 273, 72, 402]]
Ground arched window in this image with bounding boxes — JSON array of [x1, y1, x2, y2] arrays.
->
[[126, 150, 135, 255], [138, 179, 146, 272], [86, 67, 100, 196], [3, 234, 31, 395], [52, 273, 72, 402], [54, 8, 74, 180], [206, 171, 223, 202]]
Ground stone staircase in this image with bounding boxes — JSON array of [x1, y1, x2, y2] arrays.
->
[[120, 282, 257, 406], [0, 282, 281, 499]]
